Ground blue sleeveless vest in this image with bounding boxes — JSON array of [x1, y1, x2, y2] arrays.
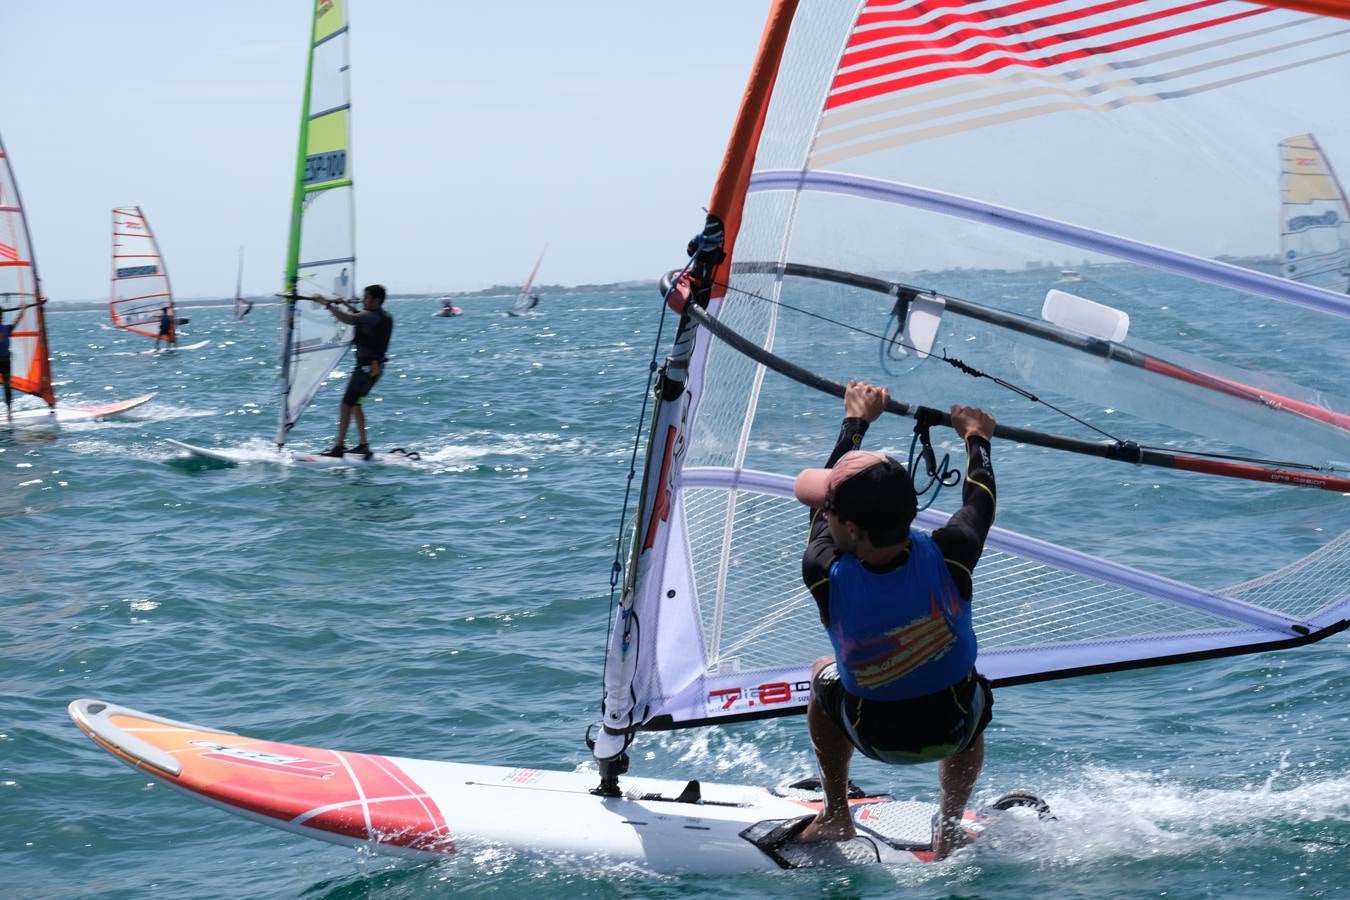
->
[[826, 530, 977, 701]]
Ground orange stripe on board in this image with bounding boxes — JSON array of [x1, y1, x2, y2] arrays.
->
[[706, 0, 801, 301]]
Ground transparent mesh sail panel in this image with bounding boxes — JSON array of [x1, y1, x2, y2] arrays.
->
[[614, 2, 1350, 731], [676, 478, 1348, 689]]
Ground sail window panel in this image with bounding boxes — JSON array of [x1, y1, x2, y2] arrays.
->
[[682, 486, 829, 674], [297, 186, 355, 298], [734, 190, 1350, 470], [309, 9, 350, 114]]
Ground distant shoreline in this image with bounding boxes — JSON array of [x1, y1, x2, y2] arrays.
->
[[39, 255, 1281, 312], [43, 279, 660, 312]]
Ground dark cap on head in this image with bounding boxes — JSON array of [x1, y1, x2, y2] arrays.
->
[[794, 450, 917, 545]]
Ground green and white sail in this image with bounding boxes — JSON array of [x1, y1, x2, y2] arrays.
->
[[277, 0, 357, 446]]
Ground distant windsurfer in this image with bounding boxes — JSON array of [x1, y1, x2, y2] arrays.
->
[[319, 284, 393, 459], [0, 300, 35, 421], [157, 306, 174, 350], [793, 379, 997, 860]]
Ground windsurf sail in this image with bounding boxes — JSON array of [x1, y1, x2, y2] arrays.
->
[[511, 244, 548, 314], [110, 206, 175, 345], [595, 1, 1350, 773], [233, 247, 252, 321], [1280, 134, 1350, 293], [276, 0, 356, 446], [0, 131, 53, 407]]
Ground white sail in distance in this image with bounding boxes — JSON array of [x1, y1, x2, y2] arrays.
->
[[1280, 134, 1350, 293], [277, 0, 356, 446], [511, 244, 547, 315], [109, 206, 175, 345]]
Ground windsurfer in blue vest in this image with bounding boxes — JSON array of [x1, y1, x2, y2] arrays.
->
[[319, 283, 394, 460], [793, 379, 997, 860], [0, 299, 35, 421]]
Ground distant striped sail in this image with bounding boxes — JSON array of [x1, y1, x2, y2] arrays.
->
[[277, 0, 356, 446], [0, 131, 53, 406], [110, 206, 175, 345], [1280, 134, 1350, 293]]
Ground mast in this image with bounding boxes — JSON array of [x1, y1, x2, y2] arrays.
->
[[592, 0, 803, 794], [277, 3, 320, 447]]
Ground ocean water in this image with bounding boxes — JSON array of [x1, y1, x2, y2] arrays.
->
[[3, 276, 1347, 899]]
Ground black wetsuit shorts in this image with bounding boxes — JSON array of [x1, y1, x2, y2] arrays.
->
[[342, 360, 382, 406], [813, 663, 992, 764]]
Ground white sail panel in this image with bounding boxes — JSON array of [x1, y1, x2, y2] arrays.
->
[[0, 132, 53, 405], [278, 0, 356, 444], [1280, 133, 1350, 292], [599, 1, 1350, 745], [109, 206, 175, 344]]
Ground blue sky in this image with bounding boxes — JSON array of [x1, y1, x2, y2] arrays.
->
[[1, 1, 771, 300]]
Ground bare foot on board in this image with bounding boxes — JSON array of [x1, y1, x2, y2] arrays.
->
[[931, 817, 975, 860], [795, 811, 857, 843]]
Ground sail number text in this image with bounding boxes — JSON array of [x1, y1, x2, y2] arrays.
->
[[707, 680, 809, 713], [304, 150, 347, 185]]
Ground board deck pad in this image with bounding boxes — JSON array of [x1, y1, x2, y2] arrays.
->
[[742, 818, 883, 867]]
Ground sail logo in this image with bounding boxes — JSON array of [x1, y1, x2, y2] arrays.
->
[[189, 740, 340, 779], [317, 0, 334, 16], [1288, 211, 1339, 232], [0, 242, 17, 262], [116, 265, 159, 277]]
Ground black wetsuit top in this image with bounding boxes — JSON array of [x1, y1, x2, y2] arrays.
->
[[352, 309, 393, 364], [801, 417, 996, 626]]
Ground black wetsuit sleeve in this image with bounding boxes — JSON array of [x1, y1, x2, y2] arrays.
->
[[931, 436, 996, 599], [801, 417, 870, 626]]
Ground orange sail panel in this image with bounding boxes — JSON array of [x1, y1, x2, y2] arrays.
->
[[110, 206, 176, 344], [0, 133, 54, 406]]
